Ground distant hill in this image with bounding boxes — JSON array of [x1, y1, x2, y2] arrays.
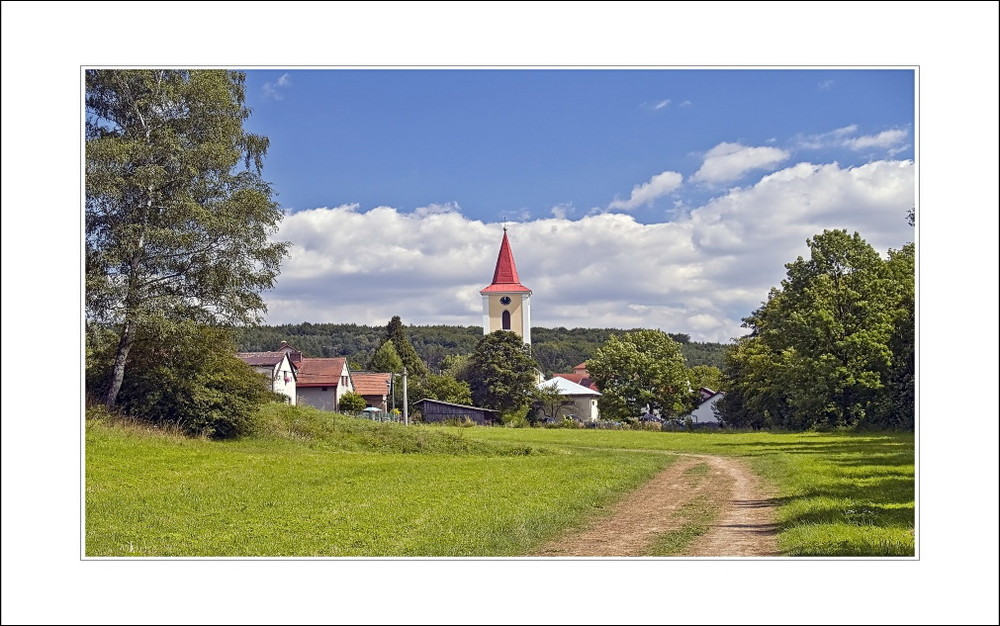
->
[[235, 323, 729, 375]]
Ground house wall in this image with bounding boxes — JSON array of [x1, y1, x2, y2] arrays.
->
[[690, 394, 722, 423], [271, 357, 296, 405], [334, 363, 354, 408], [419, 402, 496, 425], [298, 387, 338, 412]]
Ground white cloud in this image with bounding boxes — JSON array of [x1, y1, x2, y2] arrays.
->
[[691, 142, 789, 184], [843, 128, 908, 150], [608, 170, 683, 211], [262, 73, 292, 100], [641, 99, 671, 110], [819, 79, 835, 90], [653, 99, 670, 110], [266, 159, 914, 343]]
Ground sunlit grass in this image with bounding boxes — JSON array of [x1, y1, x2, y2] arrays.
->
[[444, 427, 915, 557], [85, 407, 674, 557]]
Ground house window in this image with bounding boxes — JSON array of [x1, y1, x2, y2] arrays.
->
[[502, 310, 511, 330]]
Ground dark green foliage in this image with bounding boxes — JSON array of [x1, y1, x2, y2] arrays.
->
[[407, 374, 473, 413], [86, 69, 288, 408], [89, 323, 272, 439], [234, 324, 727, 375], [467, 331, 541, 413], [688, 365, 723, 392], [383, 316, 430, 378], [587, 329, 696, 422], [718, 231, 915, 430], [367, 340, 403, 373], [338, 391, 368, 413]]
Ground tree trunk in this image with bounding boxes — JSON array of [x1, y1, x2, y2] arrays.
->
[[103, 318, 135, 409]]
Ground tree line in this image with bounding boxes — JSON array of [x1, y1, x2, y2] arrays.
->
[[235, 323, 728, 375]]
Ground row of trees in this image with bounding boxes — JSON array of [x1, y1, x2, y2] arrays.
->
[[236, 323, 728, 374], [717, 230, 915, 430]]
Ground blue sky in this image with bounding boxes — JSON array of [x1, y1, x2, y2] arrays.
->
[[239, 68, 915, 341], [243, 69, 913, 223]]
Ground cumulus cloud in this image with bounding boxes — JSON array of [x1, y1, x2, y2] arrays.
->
[[265, 160, 914, 343], [691, 142, 789, 184], [608, 170, 683, 211]]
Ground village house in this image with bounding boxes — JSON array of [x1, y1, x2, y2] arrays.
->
[[552, 362, 599, 392], [295, 357, 355, 412], [536, 376, 601, 422], [687, 387, 724, 426], [235, 351, 297, 404], [351, 372, 393, 412]]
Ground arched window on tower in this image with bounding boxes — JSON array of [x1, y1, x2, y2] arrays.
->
[[502, 310, 511, 330]]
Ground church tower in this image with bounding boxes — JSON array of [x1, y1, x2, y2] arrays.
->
[[480, 228, 532, 344]]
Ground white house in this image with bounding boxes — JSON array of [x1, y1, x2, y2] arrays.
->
[[235, 351, 297, 404], [688, 389, 724, 425], [536, 376, 602, 422]]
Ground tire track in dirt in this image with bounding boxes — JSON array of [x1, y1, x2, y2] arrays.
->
[[531, 450, 779, 557]]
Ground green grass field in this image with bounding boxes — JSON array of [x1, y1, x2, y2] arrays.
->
[[85, 406, 674, 556], [442, 427, 916, 556], [86, 405, 914, 557]]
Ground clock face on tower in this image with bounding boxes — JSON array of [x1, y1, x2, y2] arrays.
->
[[499, 296, 512, 305]]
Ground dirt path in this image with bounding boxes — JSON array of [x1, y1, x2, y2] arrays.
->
[[531, 452, 780, 557]]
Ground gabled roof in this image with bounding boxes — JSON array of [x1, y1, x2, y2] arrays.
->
[[236, 352, 289, 367], [481, 230, 531, 294], [296, 358, 348, 387], [352, 372, 392, 396], [539, 377, 602, 396], [553, 372, 599, 392]]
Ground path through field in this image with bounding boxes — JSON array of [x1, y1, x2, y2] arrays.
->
[[532, 452, 780, 557]]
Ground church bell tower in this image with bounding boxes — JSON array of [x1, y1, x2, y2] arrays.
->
[[480, 228, 532, 344]]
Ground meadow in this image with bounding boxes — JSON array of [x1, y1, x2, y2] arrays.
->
[[85, 406, 673, 556], [445, 427, 916, 556], [86, 405, 914, 557]]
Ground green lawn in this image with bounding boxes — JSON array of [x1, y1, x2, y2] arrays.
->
[[85, 410, 674, 556], [86, 406, 914, 557], [443, 427, 916, 556]]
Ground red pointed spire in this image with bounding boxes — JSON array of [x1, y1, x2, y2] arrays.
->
[[481, 229, 531, 294]]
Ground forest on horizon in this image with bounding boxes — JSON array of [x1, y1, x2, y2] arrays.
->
[[235, 322, 729, 376]]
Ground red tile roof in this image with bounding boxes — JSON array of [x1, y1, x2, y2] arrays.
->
[[296, 358, 347, 387], [481, 230, 531, 294], [352, 372, 392, 396], [236, 352, 288, 367], [553, 372, 599, 392]]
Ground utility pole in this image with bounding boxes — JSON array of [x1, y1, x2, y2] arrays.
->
[[402, 366, 409, 426]]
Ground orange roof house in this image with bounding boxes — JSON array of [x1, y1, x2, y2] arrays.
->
[[352, 372, 393, 412], [295, 357, 354, 412]]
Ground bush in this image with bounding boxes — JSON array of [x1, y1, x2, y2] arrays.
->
[[89, 322, 272, 439], [338, 391, 367, 413]]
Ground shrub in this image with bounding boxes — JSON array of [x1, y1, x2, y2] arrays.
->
[[338, 391, 367, 413], [90, 322, 272, 439]]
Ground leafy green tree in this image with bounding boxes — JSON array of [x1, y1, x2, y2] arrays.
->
[[407, 374, 473, 415], [338, 391, 368, 413], [367, 340, 404, 373], [89, 322, 273, 438], [688, 365, 724, 393], [383, 316, 429, 378], [719, 230, 914, 429], [467, 331, 540, 413], [86, 70, 288, 408], [587, 329, 693, 422], [532, 382, 574, 424]]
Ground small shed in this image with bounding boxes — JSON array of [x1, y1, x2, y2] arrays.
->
[[414, 399, 500, 425]]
